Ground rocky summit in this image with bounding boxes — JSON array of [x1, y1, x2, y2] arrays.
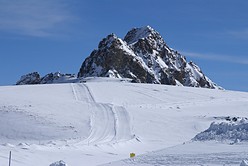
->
[[78, 26, 222, 89], [16, 72, 76, 85], [16, 72, 41, 85], [16, 26, 222, 89]]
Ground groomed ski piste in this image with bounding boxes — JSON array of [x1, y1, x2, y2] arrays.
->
[[0, 77, 248, 166]]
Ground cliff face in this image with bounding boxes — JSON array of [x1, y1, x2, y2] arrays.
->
[[78, 26, 222, 89]]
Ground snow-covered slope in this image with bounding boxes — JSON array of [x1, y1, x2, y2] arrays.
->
[[78, 26, 222, 89], [0, 79, 247, 165]]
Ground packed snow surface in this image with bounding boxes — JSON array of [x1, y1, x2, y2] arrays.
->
[[0, 77, 248, 165], [241, 160, 248, 166]]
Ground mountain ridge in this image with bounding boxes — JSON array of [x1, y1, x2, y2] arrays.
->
[[16, 26, 222, 89], [78, 25, 222, 89]]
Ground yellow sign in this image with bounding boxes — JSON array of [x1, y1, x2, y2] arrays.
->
[[130, 153, 135, 158]]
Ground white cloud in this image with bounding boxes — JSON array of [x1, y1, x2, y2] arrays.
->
[[181, 51, 248, 65], [228, 29, 248, 40], [0, 0, 76, 37]]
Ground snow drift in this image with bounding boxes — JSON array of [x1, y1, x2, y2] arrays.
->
[[194, 117, 248, 142], [241, 160, 248, 166]]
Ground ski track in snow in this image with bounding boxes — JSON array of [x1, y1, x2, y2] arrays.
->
[[71, 83, 79, 101], [86, 103, 116, 144], [112, 106, 134, 142], [71, 83, 134, 145], [80, 83, 96, 103]]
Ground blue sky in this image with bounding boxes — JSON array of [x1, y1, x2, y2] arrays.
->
[[0, 0, 248, 91]]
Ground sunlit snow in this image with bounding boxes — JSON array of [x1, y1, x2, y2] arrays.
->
[[0, 78, 247, 165]]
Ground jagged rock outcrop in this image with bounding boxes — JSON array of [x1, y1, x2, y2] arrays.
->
[[49, 160, 67, 166], [16, 72, 41, 85], [78, 26, 222, 89], [16, 72, 76, 85], [40, 72, 75, 84]]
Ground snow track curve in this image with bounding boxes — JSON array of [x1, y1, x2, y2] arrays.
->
[[112, 106, 134, 142], [71, 83, 134, 145]]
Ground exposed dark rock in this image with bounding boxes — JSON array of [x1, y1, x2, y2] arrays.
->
[[78, 26, 222, 89], [16, 26, 222, 89], [16, 72, 76, 85], [16, 72, 41, 85], [40, 72, 75, 84]]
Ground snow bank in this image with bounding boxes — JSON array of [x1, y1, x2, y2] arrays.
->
[[240, 160, 248, 166], [194, 117, 248, 142], [49, 160, 67, 166]]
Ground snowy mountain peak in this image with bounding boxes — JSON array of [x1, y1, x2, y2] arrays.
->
[[78, 26, 222, 89], [16, 26, 222, 89], [98, 33, 120, 49], [124, 25, 163, 45]]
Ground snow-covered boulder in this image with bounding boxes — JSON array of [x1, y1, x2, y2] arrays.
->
[[240, 160, 248, 166], [194, 117, 248, 142], [49, 160, 67, 166], [16, 72, 41, 85]]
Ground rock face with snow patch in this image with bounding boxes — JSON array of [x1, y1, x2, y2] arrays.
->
[[16, 72, 76, 85], [40, 72, 75, 84], [49, 160, 67, 166], [78, 26, 222, 89], [16, 72, 41, 85]]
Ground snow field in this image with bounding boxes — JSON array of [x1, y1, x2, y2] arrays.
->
[[0, 79, 248, 165]]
